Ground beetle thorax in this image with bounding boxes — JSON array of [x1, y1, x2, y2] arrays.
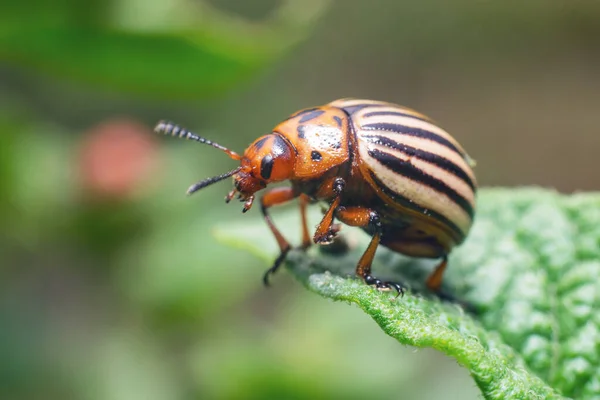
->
[[273, 106, 351, 180]]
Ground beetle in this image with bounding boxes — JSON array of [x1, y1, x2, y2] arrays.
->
[[155, 98, 476, 295]]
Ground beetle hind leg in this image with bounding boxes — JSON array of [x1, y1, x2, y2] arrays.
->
[[426, 255, 448, 292], [334, 206, 405, 297]]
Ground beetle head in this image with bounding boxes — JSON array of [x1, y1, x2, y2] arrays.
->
[[154, 121, 297, 213], [228, 134, 295, 212]]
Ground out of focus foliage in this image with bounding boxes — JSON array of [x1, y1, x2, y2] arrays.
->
[[1, 1, 599, 399], [0, 0, 330, 96]]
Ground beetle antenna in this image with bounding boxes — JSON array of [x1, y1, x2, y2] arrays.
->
[[187, 166, 242, 196], [154, 120, 241, 161]]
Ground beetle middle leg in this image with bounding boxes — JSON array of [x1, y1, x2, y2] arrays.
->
[[335, 206, 404, 296], [261, 187, 300, 285]]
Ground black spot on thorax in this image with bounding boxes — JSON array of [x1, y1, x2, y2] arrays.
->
[[297, 109, 325, 123], [333, 116, 343, 127], [271, 135, 290, 157], [253, 136, 269, 151], [311, 151, 322, 161], [297, 125, 306, 139]]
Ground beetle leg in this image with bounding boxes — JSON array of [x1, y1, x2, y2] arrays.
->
[[260, 187, 299, 285], [313, 177, 345, 244], [299, 194, 312, 249], [335, 206, 405, 297], [425, 255, 448, 292]]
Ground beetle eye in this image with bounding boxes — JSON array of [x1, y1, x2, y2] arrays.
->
[[260, 154, 274, 179]]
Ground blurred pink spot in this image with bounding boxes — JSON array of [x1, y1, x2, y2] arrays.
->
[[78, 119, 159, 201]]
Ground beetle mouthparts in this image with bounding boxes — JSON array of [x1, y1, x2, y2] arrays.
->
[[225, 189, 236, 203], [242, 195, 255, 213]]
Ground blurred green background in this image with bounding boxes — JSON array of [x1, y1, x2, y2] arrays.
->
[[1, 1, 599, 399]]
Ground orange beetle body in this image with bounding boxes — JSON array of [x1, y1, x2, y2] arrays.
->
[[156, 99, 477, 295], [232, 106, 351, 204]]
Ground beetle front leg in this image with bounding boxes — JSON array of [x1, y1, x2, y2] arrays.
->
[[335, 206, 405, 297], [299, 194, 312, 249], [260, 187, 299, 285], [313, 177, 345, 244]]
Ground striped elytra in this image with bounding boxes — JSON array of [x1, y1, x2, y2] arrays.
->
[[331, 98, 476, 243], [155, 98, 477, 297]]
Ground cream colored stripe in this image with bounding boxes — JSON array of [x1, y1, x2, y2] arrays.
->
[[357, 130, 477, 184], [360, 113, 468, 155], [354, 105, 431, 121], [328, 98, 391, 108], [372, 143, 476, 209], [357, 140, 472, 234]]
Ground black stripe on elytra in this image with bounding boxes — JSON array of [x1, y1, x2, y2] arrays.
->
[[260, 154, 274, 179], [341, 103, 388, 115], [362, 135, 476, 192], [298, 109, 325, 123], [362, 122, 465, 158], [253, 136, 269, 151], [363, 110, 430, 123], [368, 148, 474, 219], [368, 171, 464, 240]]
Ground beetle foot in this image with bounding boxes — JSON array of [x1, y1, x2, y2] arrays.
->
[[263, 247, 291, 286], [313, 224, 342, 245], [364, 274, 405, 298]]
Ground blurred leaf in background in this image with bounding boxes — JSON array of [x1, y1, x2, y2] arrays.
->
[[0, 0, 331, 97]]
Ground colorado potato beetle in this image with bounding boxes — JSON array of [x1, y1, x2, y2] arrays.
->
[[155, 98, 476, 295]]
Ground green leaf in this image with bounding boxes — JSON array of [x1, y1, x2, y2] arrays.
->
[[215, 188, 600, 399], [0, 0, 332, 97]]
